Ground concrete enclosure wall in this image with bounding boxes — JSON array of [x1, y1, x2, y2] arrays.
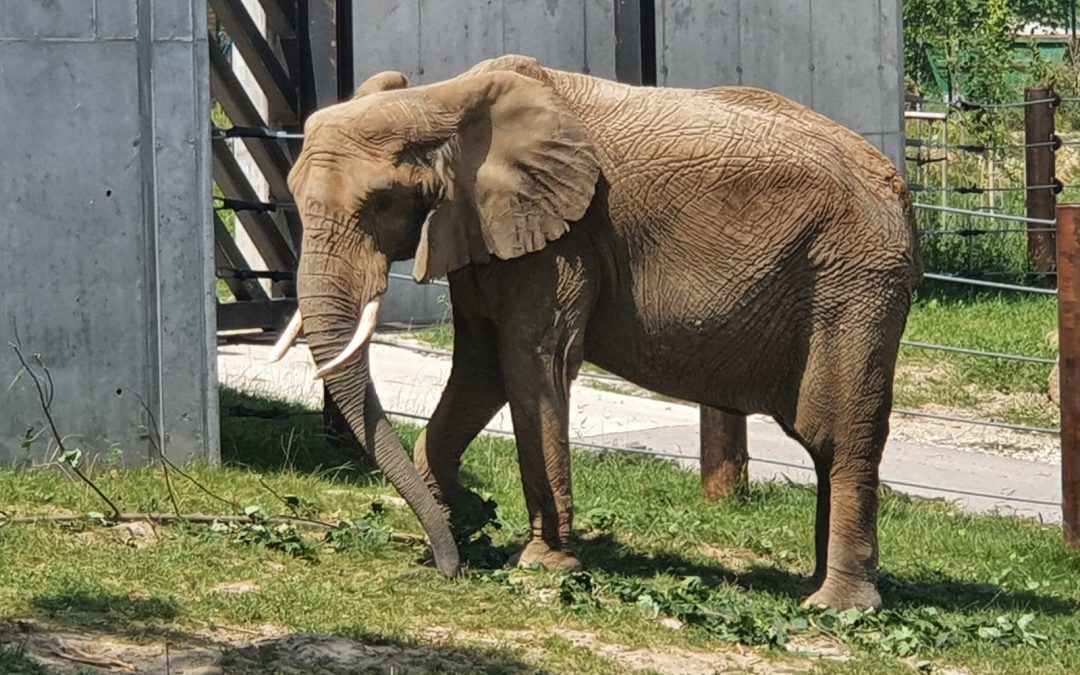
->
[[0, 1, 217, 465], [350, 0, 904, 325], [657, 0, 905, 167]]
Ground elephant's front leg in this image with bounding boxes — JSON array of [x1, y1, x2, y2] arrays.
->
[[414, 315, 506, 540], [500, 334, 585, 573]]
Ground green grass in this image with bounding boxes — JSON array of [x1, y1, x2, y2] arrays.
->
[[2, 391, 1080, 673], [903, 286, 1057, 394], [408, 283, 1061, 428], [896, 285, 1059, 428]]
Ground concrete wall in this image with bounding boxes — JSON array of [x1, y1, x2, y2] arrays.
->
[[657, 0, 905, 168], [351, 0, 904, 324], [0, 1, 217, 465]]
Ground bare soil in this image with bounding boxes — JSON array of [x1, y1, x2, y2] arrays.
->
[[3, 620, 819, 674]]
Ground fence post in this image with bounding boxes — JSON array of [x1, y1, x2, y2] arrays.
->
[[700, 407, 748, 499], [1059, 205, 1080, 546], [1025, 86, 1058, 275]]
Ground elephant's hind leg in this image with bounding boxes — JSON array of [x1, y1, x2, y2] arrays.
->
[[414, 313, 506, 540], [793, 298, 905, 610]]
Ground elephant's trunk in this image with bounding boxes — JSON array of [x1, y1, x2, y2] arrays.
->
[[297, 251, 460, 577]]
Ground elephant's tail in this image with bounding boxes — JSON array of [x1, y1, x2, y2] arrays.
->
[[896, 176, 924, 290]]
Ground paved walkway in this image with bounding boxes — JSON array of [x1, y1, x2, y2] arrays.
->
[[218, 337, 1062, 523]]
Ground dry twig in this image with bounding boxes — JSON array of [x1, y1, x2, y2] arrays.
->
[[130, 393, 239, 512], [8, 337, 122, 520]]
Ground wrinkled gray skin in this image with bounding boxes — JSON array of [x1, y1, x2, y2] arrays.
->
[[287, 55, 922, 609]]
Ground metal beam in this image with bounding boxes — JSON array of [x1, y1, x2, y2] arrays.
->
[[217, 298, 297, 331], [256, 0, 296, 40], [214, 213, 271, 302], [614, 0, 643, 85], [212, 138, 297, 273], [208, 0, 299, 125], [209, 38, 297, 203]]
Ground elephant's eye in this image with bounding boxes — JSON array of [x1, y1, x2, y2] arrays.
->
[[372, 192, 393, 214]]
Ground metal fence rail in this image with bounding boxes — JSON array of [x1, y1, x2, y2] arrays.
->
[[921, 272, 1059, 296], [914, 202, 1058, 226], [223, 403, 1062, 506], [362, 338, 1060, 437], [900, 340, 1057, 365]]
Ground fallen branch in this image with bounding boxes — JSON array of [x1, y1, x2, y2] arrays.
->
[[0, 512, 427, 545]]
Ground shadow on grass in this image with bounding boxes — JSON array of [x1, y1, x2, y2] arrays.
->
[[32, 589, 181, 624], [576, 533, 1078, 616], [577, 533, 813, 599], [21, 587, 548, 673], [880, 569, 1079, 615], [219, 386, 380, 481]]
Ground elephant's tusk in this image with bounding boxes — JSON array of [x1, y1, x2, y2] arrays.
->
[[313, 298, 381, 379], [268, 310, 303, 362]]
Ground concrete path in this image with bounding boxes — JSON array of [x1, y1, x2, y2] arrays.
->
[[217, 337, 1062, 523]]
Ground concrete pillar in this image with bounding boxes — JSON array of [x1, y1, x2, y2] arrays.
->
[[0, 1, 217, 465]]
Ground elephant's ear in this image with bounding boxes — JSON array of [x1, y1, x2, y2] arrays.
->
[[411, 71, 600, 282], [353, 71, 410, 99]]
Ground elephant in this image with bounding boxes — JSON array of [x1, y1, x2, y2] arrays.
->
[[279, 54, 922, 610]]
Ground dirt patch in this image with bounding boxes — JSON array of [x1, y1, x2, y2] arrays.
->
[[2, 622, 518, 674], [699, 543, 760, 571], [441, 626, 814, 674], [4, 622, 221, 674], [111, 521, 159, 549], [890, 361, 1060, 462], [889, 396, 1059, 464], [208, 581, 260, 595]]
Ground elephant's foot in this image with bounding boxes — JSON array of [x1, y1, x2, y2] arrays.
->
[[803, 577, 882, 610], [510, 538, 582, 572], [445, 489, 498, 542]]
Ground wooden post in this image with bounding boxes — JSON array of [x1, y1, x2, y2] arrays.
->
[[1059, 205, 1080, 546], [1025, 87, 1058, 275], [700, 406, 748, 499]]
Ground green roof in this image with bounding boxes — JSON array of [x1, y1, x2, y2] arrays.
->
[[925, 37, 1069, 99]]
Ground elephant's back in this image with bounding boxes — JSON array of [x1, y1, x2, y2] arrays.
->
[[556, 75, 918, 289]]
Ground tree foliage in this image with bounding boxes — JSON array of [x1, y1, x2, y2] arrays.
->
[[904, 1, 1075, 98], [904, 0, 1019, 103]]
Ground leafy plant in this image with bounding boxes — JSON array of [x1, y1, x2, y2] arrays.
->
[[204, 507, 320, 561], [559, 572, 791, 647], [323, 516, 391, 553], [557, 570, 1049, 656]]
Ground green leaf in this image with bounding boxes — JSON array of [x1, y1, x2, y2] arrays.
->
[[20, 427, 44, 453], [60, 448, 82, 467], [86, 512, 109, 526], [978, 625, 1003, 640], [636, 593, 661, 618]]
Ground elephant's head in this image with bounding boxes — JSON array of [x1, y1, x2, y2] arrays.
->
[[286, 64, 600, 575]]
